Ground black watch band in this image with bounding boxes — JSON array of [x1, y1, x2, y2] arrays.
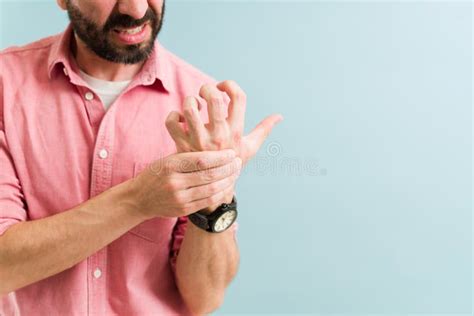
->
[[188, 196, 237, 233]]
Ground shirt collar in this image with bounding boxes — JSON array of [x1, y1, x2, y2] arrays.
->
[[47, 23, 174, 93]]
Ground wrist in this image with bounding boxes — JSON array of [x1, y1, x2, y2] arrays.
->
[[201, 191, 235, 215], [111, 178, 150, 223]]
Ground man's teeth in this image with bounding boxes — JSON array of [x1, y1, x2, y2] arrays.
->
[[118, 25, 144, 35]]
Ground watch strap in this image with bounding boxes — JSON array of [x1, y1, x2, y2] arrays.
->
[[188, 196, 237, 233]]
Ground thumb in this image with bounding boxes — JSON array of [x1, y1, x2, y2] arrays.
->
[[244, 114, 283, 158]]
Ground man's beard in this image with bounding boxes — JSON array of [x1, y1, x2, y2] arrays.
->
[[65, 0, 164, 64]]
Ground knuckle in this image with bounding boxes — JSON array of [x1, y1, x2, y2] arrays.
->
[[195, 157, 207, 169], [165, 117, 175, 128], [184, 97, 197, 111], [211, 136, 225, 147], [234, 90, 246, 103], [165, 179, 179, 192], [202, 83, 213, 90], [226, 81, 246, 100], [210, 96, 224, 106], [183, 106, 193, 116], [226, 79, 237, 87], [184, 95, 195, 104], [225, 80, 238, 91], [231, 130, 242, 144], [200, 84, 212, 95]]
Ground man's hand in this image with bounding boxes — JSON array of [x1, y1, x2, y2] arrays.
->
[[130, 149, 242, 220], [165, 80, 283, 211], [165, 80, 283, 165]]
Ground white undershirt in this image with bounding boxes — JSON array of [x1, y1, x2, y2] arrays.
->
[[79, 70, 131, 111]]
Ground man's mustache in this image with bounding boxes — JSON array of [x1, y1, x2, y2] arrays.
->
[[103, 9, 157, 31]]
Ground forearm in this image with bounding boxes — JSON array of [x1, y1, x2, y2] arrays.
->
[[175, 221, 240, 315], [0, 179, 142, 295]]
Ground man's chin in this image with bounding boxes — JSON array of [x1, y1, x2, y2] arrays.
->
[[102, 48, 153, 65], [100, 40, 151, 63]]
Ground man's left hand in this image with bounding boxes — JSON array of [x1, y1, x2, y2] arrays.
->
[[166, 80, 283, 163], [165, 80, 283, 211]]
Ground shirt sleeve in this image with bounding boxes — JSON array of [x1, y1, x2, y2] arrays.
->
[[0, 82, 27, 236], [169, 216, 188, 275]]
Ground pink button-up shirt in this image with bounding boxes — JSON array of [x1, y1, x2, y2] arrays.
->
[[0, 24, 220, 315]]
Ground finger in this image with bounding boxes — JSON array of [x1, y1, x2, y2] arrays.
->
[[182, 182, 236, 214], [170, 149, 236, 173], [178, 172, 237, 202], [216, 80, 246, 133], [244, 114, 284, 156], [199, 84, 228, 125], [193, 96, 210, 125], [165, 111, 188, 149], [182, 96, 208, 145], [180, 157, 241, 188]]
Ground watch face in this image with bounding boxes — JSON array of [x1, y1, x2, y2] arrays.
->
[[213, 210, 237, 233]]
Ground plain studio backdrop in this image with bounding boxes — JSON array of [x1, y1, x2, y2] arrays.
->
[[0, 0, 472, 314]]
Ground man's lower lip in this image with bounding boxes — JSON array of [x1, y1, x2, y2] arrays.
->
[[113, 24, 150, 45]]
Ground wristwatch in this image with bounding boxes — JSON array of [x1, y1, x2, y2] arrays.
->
[[188, 196, 238, 233]]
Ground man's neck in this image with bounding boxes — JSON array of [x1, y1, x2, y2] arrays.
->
[[71, 33, 145, 82]]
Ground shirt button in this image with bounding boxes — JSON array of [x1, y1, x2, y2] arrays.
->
[[98, 149, 108, 159], [85, 91, 94, 101], [93, 268, 102, 279]]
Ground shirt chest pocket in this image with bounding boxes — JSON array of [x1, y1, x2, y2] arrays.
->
[[126, 161, 177, 245]]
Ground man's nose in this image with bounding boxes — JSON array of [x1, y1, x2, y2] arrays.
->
[[117, 0, 148, 20]]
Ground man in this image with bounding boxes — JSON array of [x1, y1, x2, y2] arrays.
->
[[0, 0, 282, 315]]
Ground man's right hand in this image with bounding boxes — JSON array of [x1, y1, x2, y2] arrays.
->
[[129, 149, 242, 220]]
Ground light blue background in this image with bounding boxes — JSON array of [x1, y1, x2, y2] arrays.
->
[[0, 1, 472, 314]]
